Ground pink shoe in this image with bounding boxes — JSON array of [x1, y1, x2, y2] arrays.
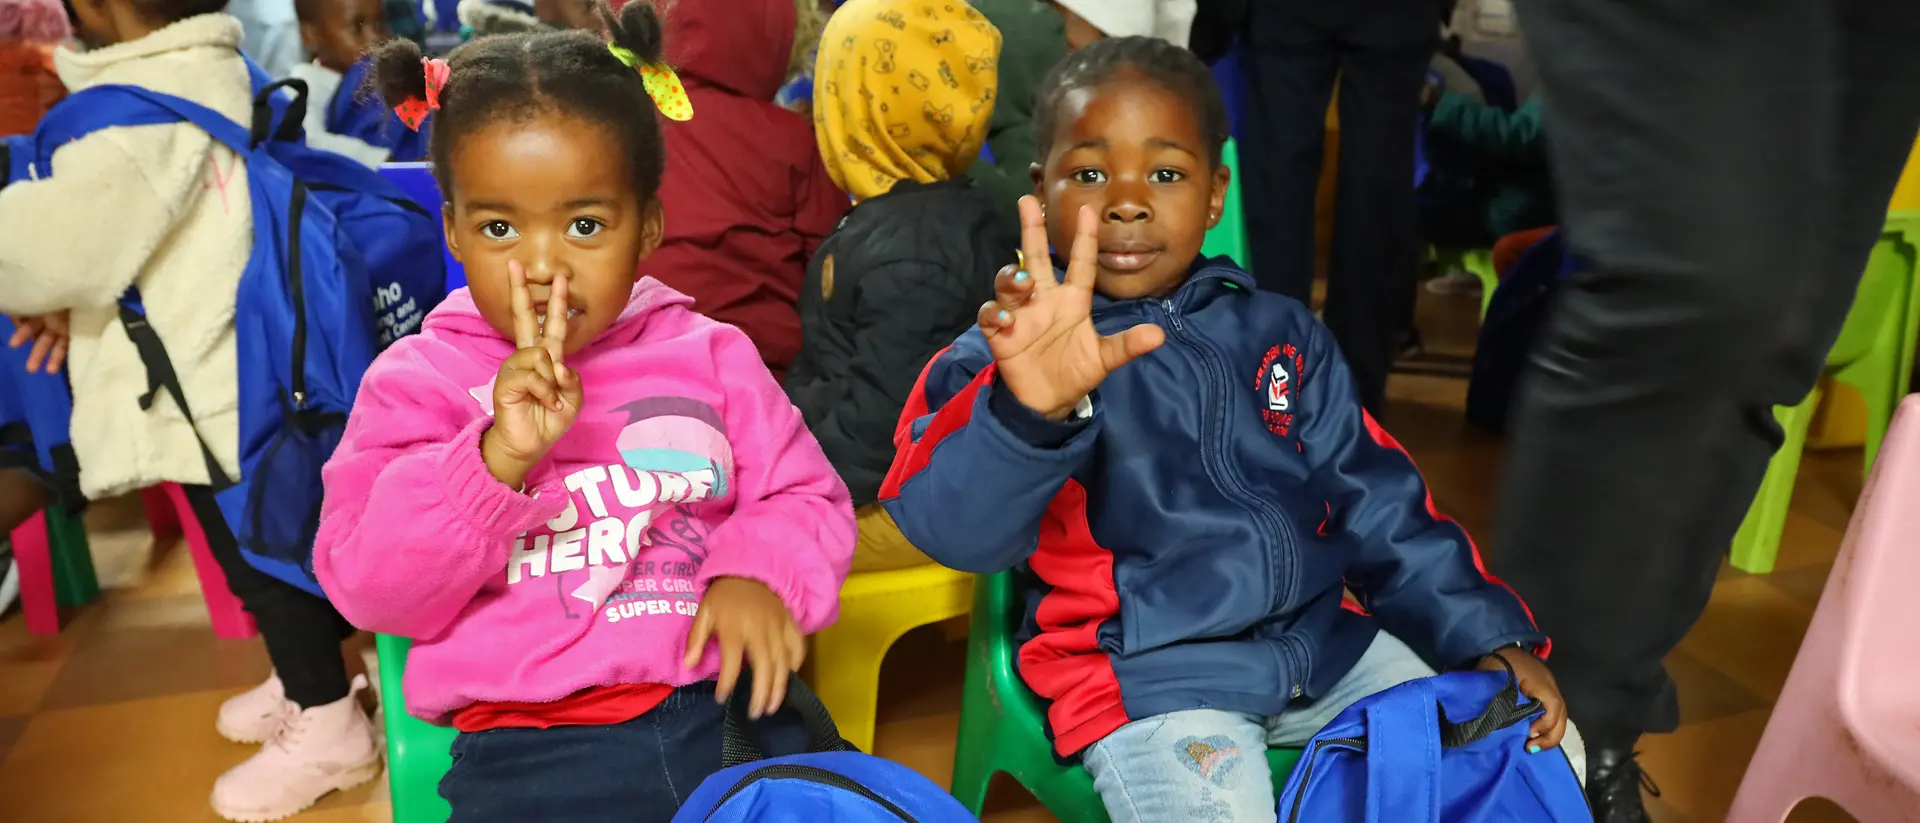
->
[[210, 676, 383, 822], [216, 671, 291, 744]]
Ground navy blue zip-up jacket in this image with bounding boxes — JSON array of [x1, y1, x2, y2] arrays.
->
[[878, 258, 1546, 757]]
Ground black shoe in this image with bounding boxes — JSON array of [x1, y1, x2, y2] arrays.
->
[[1586, 746, 1661, 823]]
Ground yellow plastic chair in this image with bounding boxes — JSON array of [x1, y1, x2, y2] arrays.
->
[[1730, 212, 1920, 573], [809, 564, 974, 752]]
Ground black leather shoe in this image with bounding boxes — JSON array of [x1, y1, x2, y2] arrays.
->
[[1586, 746, 1661, 823]]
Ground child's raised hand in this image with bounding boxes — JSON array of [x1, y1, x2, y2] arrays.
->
[[981, 197, 1164, 421], [1478, 647, 1569, 752], [685, 577, 806, 719], [480, 262, 583, 489]]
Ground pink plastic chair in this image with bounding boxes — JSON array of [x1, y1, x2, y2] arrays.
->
[[7, 484, 255, 638], [1726, 394, 1920, 823], [143, 484, 257, 640]]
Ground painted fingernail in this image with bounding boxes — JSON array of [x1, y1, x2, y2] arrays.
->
[[997, 310, 1010, 323], [1013, 270, 1030, 283], [1528, 745, 1542, 754]]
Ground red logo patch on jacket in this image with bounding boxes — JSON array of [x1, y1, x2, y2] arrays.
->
[[1255, 344, 1305, 437]]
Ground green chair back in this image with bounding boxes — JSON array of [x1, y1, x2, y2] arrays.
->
[[376, 634, 457, 823], [950, 571, 1302, 820]]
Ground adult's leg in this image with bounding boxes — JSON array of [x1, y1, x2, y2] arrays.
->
[[1082, 709, 1278, 823], [180, 484, 355, 708], [1494, 0, 1920, 806], [1241, 6, 1338, 300], [1322, 28, 1435, 412]]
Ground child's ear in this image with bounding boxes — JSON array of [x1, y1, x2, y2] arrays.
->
[[297, 20, 322, 57], [442, 203, 464, 265], [635, 198, 666, 267], [1207, 162, 1232, 231]]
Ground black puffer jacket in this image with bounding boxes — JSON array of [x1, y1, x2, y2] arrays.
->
[[786, 179, 1017, 506]]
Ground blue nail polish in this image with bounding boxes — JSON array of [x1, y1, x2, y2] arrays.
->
[[1528, 745, 1541, 754], [998, 310, 1011, 322], [1013, 270, 1030, 283]]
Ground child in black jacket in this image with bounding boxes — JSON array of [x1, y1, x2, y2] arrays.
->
[[785, 0, 1013, 572]]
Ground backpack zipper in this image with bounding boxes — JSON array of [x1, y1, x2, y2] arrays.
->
[[706, 764, 919, 822], [1284, 736, 1367, 823], [287, 181, 309, 409]]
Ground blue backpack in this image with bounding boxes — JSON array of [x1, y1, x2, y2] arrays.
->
[[1276, 665, 1592, 822], [1465, 230, 1577, 434], [10, 70, 445, 596], [674, 675, 980, 823]]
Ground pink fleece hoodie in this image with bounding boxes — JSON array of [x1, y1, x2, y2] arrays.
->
[[315, 278, 855, 723]]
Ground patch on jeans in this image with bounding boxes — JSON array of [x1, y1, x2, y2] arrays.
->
[[1173, 735, 1243, 788]]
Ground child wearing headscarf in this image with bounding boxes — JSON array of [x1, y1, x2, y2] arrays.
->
[[785, 0, 1011, 572]]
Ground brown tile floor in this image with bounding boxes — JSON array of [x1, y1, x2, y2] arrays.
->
[[0, 288, 1868, 822]]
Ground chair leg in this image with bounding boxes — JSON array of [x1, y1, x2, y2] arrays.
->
[[141, 484, 182, 543], [11, 511, 62, 635], [1730, 398, 1816, 574], [46, 508, 98, 608], [165, 484, 257, 640], [808, 624, 889, 754]]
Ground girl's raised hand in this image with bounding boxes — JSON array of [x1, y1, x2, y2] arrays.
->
[[978, 197, 1164, 420], [480, 262, 583, 489]]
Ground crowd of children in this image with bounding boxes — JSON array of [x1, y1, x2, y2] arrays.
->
[[0, 1, 1593, 821]]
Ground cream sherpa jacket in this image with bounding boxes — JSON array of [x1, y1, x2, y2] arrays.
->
[[0, 14, 250, 498]]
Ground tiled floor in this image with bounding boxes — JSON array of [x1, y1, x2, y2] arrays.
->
[[0, 289, 1868, 822]]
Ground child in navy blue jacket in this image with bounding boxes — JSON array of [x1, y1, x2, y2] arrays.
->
[[286, 0, 426, 165], [880, 37, 1581, 821]]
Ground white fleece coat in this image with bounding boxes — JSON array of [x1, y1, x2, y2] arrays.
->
[[0, 14, 251, 498]]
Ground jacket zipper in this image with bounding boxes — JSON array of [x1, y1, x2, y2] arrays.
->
[[1284, 736, 1367, 823], [1158, 298, 1301, 617], [706, 764, 919, 822]]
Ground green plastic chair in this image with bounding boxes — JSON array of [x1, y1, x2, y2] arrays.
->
[[1730, 211, 1920, 574], [376, 634, 457, 823], [950, 572, 1303, 820], [1427, 246, 1500, 318], [1200, 139, 1250, 267]]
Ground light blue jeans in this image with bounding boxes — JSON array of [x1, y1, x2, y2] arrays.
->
[[1082, 633, 1586, 823]]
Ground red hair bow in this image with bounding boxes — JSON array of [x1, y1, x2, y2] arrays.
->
[[394, 57, 451, 131]]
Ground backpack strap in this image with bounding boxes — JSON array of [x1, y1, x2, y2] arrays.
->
[[116, 290, 236, 491], [720, 668, 859, 768], [1361, 679, 1442, 823]]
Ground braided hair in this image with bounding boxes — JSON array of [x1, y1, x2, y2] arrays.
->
[[367, 0, 668, 201], [1032, 35, 1230, 169]]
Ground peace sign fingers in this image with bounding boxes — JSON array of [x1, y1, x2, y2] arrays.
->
[[543, 273, 572, 385], [509, 260, 539, 348]]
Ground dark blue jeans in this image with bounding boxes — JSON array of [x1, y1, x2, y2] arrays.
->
[[440, 683, 729, 823]]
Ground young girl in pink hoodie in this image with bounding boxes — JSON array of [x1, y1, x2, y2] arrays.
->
[[314, 4, 855, 820]]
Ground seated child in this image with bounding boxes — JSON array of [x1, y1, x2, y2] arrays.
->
[[880, 37, 1578, 820], [0, 0, 69, 137], [786, 0, 1013, 573], [642, 0, 845, 383], [0, 6, 378, 821], [1418, 74, 1552, 248], [287, 0, 426, 165], [315, 6, 854, 820]]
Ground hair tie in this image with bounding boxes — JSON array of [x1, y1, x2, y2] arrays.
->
[[607, 43, 693, 121], [394, 57, 452, 131]]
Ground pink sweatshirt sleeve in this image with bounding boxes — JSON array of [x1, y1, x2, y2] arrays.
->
[[315, 346, 565, 640], [694, 328, 856, 634]]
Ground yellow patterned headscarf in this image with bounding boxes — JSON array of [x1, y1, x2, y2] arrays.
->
[[813, 0, 1002, 201]]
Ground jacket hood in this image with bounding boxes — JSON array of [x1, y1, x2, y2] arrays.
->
[[457, 0, 549, 37], [423, 277, 697, 351], [651, 0, 795, 100]]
